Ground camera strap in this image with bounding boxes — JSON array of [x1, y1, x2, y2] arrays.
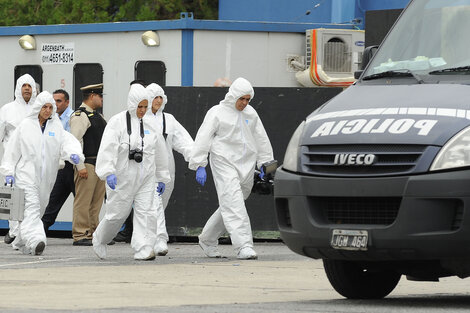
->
[[126, 111, 145, 151], [126, 111, 132, 136], [162, 112, 167, 140]]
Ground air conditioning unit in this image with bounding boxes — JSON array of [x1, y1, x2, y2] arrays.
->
[[296, 28, 365, 87]]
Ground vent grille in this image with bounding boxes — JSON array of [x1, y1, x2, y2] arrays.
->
[[310, 196, 401, 225], [306, 31, 312, 67], [302, 144, 431, 177], [323, 39, 351, 73]]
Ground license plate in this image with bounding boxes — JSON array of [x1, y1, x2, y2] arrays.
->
[[331, 229, 368, 251]]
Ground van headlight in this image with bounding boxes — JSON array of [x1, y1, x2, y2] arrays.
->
[[282, 121, 306, 172], [430, 125, 470, 171]]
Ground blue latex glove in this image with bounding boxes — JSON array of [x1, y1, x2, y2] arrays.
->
[[157, 182, 165, 196], [259, 167, 265, 180], [106, 174, 117, 190], [5, 175, 14, 185], [196, 167, 207, 186], [70, 154, 80, 165]]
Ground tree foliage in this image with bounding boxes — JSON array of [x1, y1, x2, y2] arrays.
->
[[0, 0, 218, 26]]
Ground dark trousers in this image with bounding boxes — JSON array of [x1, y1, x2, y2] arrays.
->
[[42, 161, 75, 231], [121, 209, 133, 233]]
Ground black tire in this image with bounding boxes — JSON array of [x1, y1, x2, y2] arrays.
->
[[323, 259, 401, 299]]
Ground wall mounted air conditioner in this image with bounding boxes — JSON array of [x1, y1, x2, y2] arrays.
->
[[296, 28, 365, 87]]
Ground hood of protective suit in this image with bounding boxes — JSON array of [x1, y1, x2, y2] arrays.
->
[[15, 74, 37, 106], [128, 84, 149, 118], [28, 91, 57, 120], [220, 77, 254, 109], [146, 83, 168, 113]]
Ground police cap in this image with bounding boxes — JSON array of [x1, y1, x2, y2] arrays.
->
[[80, 83, 103, 96]]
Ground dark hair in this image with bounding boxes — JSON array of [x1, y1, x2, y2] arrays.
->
[[130, 79, 146, 87], [53, 89, 70, 101], [83, 93, 93, 101]]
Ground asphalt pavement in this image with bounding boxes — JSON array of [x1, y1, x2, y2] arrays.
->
[[1, 237, 470, 313]]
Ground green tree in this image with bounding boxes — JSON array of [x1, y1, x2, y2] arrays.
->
[[0, 0, 218, 26]]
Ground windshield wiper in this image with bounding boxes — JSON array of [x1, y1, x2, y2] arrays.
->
[[362, 69, 424, 84], [429, 66, 470, 75]]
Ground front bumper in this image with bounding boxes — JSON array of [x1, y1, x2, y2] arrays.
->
[[274, 167, 470, 261]]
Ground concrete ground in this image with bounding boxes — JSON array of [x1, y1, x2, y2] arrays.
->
[[0, 238, 320, 312], [1, 237, 470, 313]]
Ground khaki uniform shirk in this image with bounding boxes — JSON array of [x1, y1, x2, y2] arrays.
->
[[70, 103, 106, 242]]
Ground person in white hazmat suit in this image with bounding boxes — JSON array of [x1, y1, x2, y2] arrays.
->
[[146, 83, 194, 255], [189, 77, 274, 260], [0, 91, 83, 255], [0, 74, 38, 244], [92, 84, 171, 260]]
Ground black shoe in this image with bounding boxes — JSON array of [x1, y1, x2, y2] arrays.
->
[[113, 231, 131, 243], [4, 233, 15, 244], [218, 237, 232, 245], [34, 242, 46, 255], [107, 240, 116, 245], [73, 238, 92, 246]]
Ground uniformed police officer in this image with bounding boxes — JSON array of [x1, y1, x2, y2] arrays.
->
[[70, 83, 107, 246]]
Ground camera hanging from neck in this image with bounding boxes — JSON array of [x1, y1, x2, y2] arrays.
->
[[126, 111, 145, 162]]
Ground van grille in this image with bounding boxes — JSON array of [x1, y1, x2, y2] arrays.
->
[[301, 144, 432, 177], [310, 196, 401, 225]]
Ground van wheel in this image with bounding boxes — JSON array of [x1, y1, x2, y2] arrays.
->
[[323, 259, 401, 299]]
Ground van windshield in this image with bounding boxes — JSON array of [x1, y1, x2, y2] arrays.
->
[[364, 0, 470, 79]]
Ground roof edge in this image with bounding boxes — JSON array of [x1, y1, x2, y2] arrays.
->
[[0, 18, 357, 36]]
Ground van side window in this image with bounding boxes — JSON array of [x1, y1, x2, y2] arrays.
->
[[73, 63, 103, 113], [14, 65, 43, 98], [135, 61, 166, 86]]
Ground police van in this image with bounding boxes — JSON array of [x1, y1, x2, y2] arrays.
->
[[274, 0, 470, 299]]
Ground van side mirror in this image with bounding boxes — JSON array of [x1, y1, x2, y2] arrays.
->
[[360, 45, 379, 70], [354, 70, 363, 79]]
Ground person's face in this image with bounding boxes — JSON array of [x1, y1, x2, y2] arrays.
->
[[53, 93, 69, 115], [152, 96, 163, 114], [22, 83, 32, 103], [39, 103, 53, 121], [235, 95, 251, 111], [136, 100, 148, 118], [91, 93, 103, 109]]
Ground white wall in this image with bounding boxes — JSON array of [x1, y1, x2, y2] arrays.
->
[[193, 30, 305, 87], [0, 29, 307, 115], [0, 30, 182, 120]]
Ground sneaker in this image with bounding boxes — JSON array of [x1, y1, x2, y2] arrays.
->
[[154, 239, 168, 256], [134, 249, 156, 261], [4, 233, 15, 244], [198, 240, 221, 258], [33, 241, 46, 256], [93, 243, 107, 260], [237, 247, 258, 260]]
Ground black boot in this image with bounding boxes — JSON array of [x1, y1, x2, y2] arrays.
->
[[113, 229, 132, 243]]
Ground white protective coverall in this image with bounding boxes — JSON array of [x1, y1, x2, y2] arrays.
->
[[0, 74, 37, 238], [93, 84, 171, 259], [189, 77, 274, 252], [0, 91, 84, 254], [146, 83, 194, 245]]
